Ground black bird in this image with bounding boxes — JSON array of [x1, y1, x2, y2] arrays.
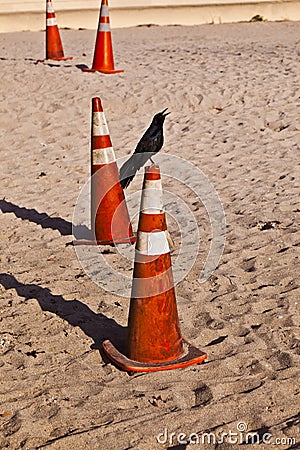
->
[[119, 108, 170, 189]]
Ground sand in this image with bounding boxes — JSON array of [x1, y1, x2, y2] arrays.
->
[[0, 21, 299, 449]]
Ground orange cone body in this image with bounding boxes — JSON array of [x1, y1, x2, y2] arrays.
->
[[103, 166, 207, 372], [45, 0, 72, 61], [82, 0, 123, 74], [91, 97, 135, 245]]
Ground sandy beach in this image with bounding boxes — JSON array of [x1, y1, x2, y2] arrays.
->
[[0, 21, 299, 449]]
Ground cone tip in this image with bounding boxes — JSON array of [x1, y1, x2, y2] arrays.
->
[[145, 165, 161, 180], [92, 97, 103, 112]]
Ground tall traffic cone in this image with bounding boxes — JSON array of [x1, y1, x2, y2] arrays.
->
[[89, 97, 135, 245], [82, 0, 123, 74], [44, 0, 72, 61], [102, 166, 207, 372]]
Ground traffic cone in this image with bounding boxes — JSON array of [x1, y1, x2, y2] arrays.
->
[[82, 0, 123, 74], [45, 0, 72, 61], [89, 97, 135, 245], [102, 166, 207, 372]]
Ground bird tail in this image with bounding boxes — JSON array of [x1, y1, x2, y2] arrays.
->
[[119, 153, 153, 189]]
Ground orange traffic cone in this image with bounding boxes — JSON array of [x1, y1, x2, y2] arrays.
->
[[89, 97, 135, 245], [82, 0, 123, 74], [102, 165, 207, 372], [45, 0, 72, 61]]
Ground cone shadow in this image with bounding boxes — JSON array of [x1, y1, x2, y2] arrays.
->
[[0, 199, 90, 238], [76, 64, 89, 70], [0, 273, 126, 354]]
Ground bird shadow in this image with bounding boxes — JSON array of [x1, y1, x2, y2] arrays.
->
[[0, 273, 126, 359], [0, 199, 90, 239]]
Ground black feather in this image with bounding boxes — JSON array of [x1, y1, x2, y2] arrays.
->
[[120, 109, 169, 189]]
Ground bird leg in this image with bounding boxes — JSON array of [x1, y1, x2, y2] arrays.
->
[[150, 156, 155, 165]]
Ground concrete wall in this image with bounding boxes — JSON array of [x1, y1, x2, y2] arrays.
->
[[0, 0, 299, 32]]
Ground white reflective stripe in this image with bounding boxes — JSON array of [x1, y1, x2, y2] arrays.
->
[[47, 18, 57, 26], [93, 111, 110, 136], [98, 22, 111, 32], [140, 179, 163, 214], [92, 147, 116, 164], [46, 3, 55, 13], [100, 5, 109, 17], [136, 230, 170, 256]]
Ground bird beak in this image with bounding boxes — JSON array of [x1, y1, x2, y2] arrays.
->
[[161, 108, 171, 117]]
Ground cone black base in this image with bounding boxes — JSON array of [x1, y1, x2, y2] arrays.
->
[[102, 339, 207, 373]]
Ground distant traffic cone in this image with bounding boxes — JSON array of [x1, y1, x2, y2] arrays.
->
[[82, 0, 123, 74], [89, 97, 135, 245], [45, 0, 72, 61], [102, 166, 207, 372]]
